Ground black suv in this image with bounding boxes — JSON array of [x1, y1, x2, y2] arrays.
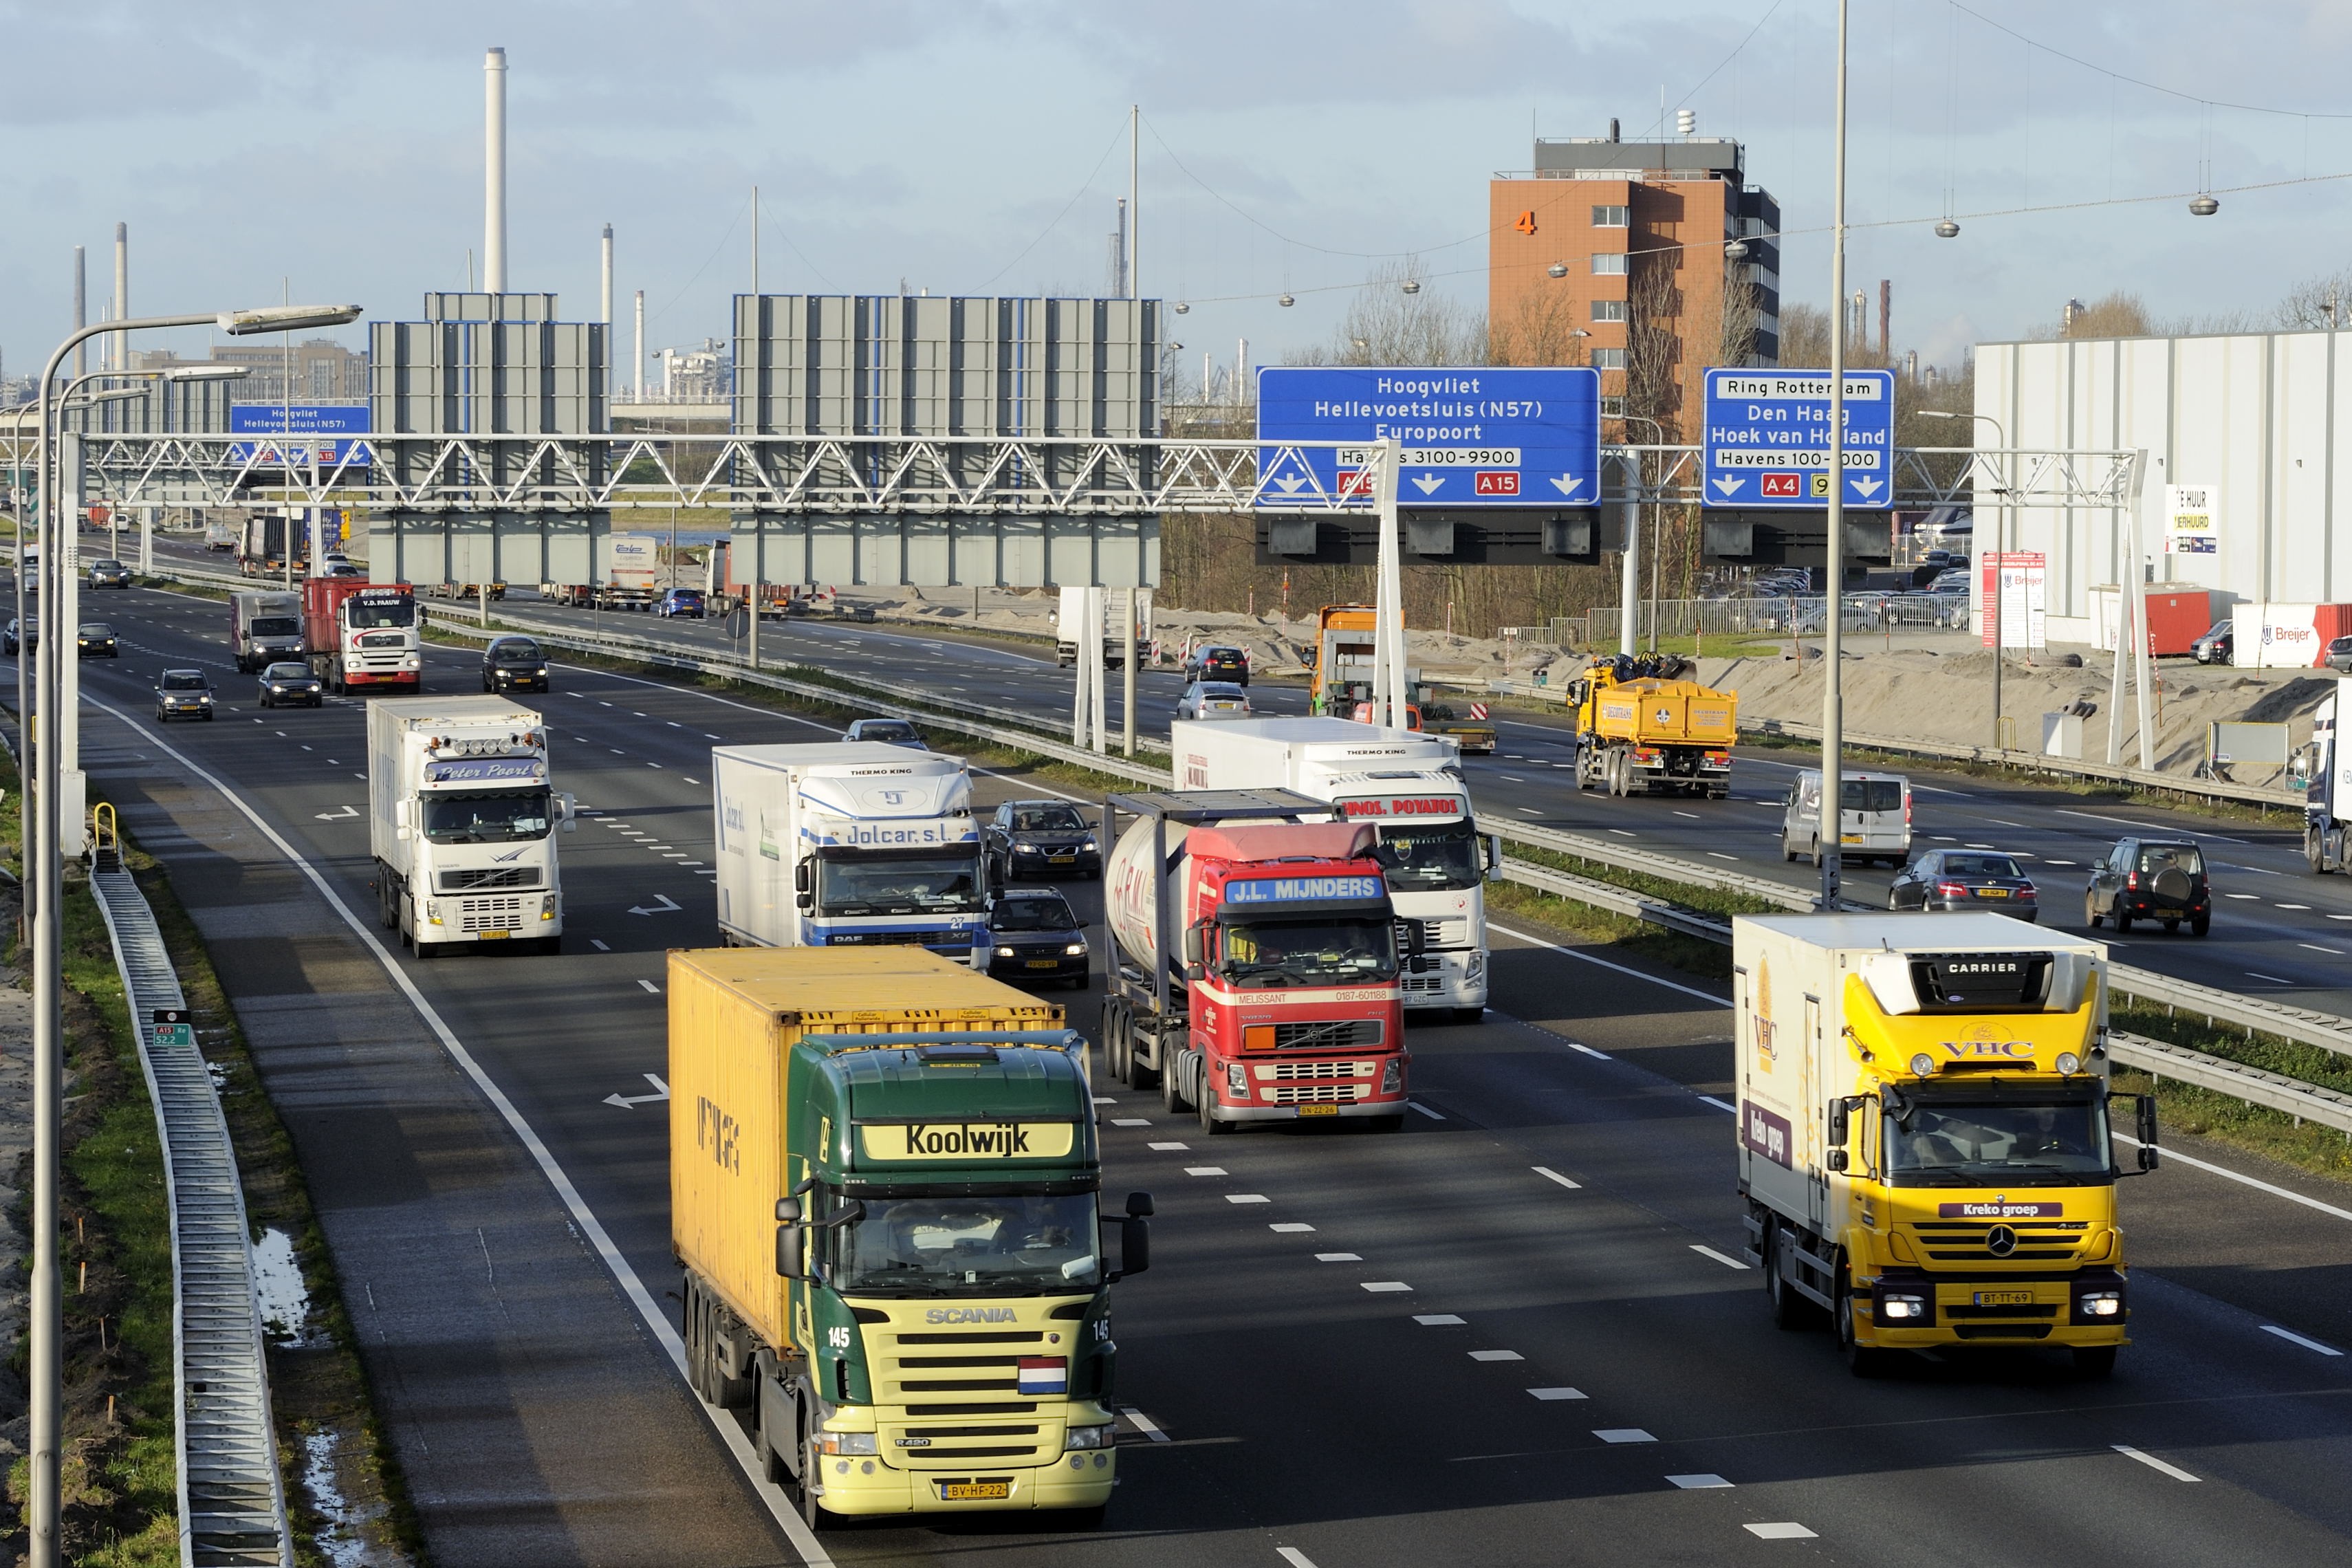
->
[[2085, 837, 2210, 935], [1184, 644, 1250, 686], [973, 887, 1089, 988], [483, 635, 550, 693], [983, 800, 1100, 880]]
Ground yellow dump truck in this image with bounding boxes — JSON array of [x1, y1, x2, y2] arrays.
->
[[1565, 653, 1736, 798], [671, 946, 1153, 1527], [1736, 914, 2149, 1378]]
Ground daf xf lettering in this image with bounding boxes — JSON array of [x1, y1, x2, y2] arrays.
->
[[670, 945, 1151, 1525], [712, 742, 983, 961], [369, 695, 573, 955], [1735, 913, 2148, 1378], [1098, 789, 1408, 1132], [1173, 716, 1495, 1021]]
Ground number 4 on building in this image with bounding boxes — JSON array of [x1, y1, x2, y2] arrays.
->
[[1515, 210, 1537, 236]]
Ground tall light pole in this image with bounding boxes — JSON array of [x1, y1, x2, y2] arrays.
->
[[1818, 0, 1851, 911], [23, 301, 359, 1568], [1920, 409, 2008, 748], [1616, 413, 1668, 653]]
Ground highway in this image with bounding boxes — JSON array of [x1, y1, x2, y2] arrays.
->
[[58, 573, 2352, 1567]]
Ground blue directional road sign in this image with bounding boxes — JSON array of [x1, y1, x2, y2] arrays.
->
[[228, 403, 371, 466], [1256, 367, 1602, 508], [1701, 369, 1895, 509]]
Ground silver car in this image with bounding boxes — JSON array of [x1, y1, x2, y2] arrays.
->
[[1173, 681, 1252, 721]]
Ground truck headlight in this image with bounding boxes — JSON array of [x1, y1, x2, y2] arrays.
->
[[1065, 943, 1086, 956], [426, 900, 444, 926], [2078, 1289, 2123, 1318], [1380, 1057, 1404, 1094], [1879, 1292, 1928, 1320], [810, 1431, 878, 1456], [2054, 1052, 2081, 1076], [1908, 1053, 1937, 1076], [1063, 1424, 1115, 1451], [403, 654, 422, 668], [541, 894, 556, 920], [1226, 1062, 1248, 1095]]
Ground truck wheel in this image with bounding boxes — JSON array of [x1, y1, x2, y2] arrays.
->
[[1199, 1084, 1233, 1135], [2310, 829, 2329, 874], [1160, 1054, 1188, 1114], [1765, 1227, 1812, 1330], [1836, 1271, 1892, 1378], [2072, 1346, 2118, 1380], [794, 1434, 831, 1529]]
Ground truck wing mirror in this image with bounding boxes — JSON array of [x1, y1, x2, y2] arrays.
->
[[774, 1223, 807, 1278], [1825, 1148, 1849, 1172], [1125, 1191, 1154, 1217], [1182, 925, 1203, 964], [774, 1196, 802, 1223], [1485, 834, 1503, 882], [558, 791, 577, 832], [1107, 1211, 1151, 1282], [794, 858, 813, 895], [1827, 1097, 1851, 1148]]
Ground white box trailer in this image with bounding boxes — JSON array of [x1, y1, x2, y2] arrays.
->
[[228, 589, 303, 673], [711, 742, 983, 960], [1172, 716, 1494, 1020], [367, 695, 574, 956]]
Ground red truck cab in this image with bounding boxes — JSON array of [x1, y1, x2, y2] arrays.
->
[[305, 578, 422, 694]]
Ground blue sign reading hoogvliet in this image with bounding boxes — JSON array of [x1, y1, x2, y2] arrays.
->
[[1256, 367, 1602, 508], [1701, 369, 1895, 509]]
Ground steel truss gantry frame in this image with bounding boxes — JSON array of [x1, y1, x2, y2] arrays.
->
[[0, 432, 2139, 515]]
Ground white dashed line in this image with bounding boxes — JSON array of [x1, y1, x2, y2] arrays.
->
[[1270, 1223, 1316, 1233], [1690, 1245, 1752, 1270], [1532, 1166, 1582, 1189], [1527, 1387, 1586, 1401], [1360, 1281, 1412, 1293], [1184, 1166, 1228, 1177], [1407, 1101, 1444, 1120], [1146, 1141, 1188, 1151], [2262, 1325, 2344, 1356], [1413, 1313, 1464, 1325], [1110, 1118, 1151, 1128], [1565, 1041, 1611, 1059], [1468, 1350, 1523, 1362], [1276, 1549, 1319, 1568], [1697, 1096, 1737, 1113], [636, 979, 659, 993], [589, 939, 610, 952], [1594, 1428, 1655, 1444], [1747, 1523, 1818, 1540], [1667, 1474, 1732, 1489], [2113, 1445, 2201, 1482], [1226, 1194, 1271, 1205], [1318, 1253, 1363, 1263], [1120, 1406, 1171, 1444]]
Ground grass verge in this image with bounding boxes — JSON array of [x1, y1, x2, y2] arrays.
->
[[1484, 878, 1733, 981], [2111, 1003, 2352, 1187]]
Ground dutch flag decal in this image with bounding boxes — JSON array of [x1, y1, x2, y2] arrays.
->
[[1016, 1356, 1069, 1395]]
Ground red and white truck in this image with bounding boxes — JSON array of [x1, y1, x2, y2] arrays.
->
[[306, 578, 422, 695], [1096, 788, 1410, 1133]]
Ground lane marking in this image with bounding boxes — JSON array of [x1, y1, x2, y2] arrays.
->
[[636, 979, 659, 993], [1226, 1194, 1271, 1204], [1532, 1166, 1582, 1190], [2113, 1132, 2352, 1223], [2113, 1445, 2201, 1482], [1276, 1551, 1318, 1568], [76, 696, 841, 1568], [2300, 944, 2345, 955], [2262, 1325, 2344, 1356], [1412, 1314, 1463, 1327], [1146, 1141, 1189, 1151], [1468, 1349, 1524, 1362], [1319, 1253, 1364, 1263], [1608, 829, 1637, 838], [1527, 1387, 1586, 1401], [2245, 972, 2294, 984], [1697, 1095, 1738, 1113], [1109, 1118, 1151, 1128], [1708, 851, 1739, 861], [1408, 1101, 1445, 1120], [1690, 1244, 1752, 1271], [1566, 1041, 1612, 1058], [2278, 903, 2312, 911], [1746, 1523, 1817, 1540], [1360, 1281, 1412, 1292], [1490, 923, 1727, 1006], [2056, 807, 2250, 844], [1666, 1474, 1733, 1489], [589, 938, 610, 952], [1270, 1222, 1316, 1233], [1184, 1166, 1228, 1176], [1119, 1406, 1171, 1444], [1594, 1429, 1656, 1444]]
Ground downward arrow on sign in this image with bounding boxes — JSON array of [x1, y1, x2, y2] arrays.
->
[[1712, 476, 1744, 497], [603, 1073, 671, 1110], [628, 893, 683, 916], [1272, 475, 1309, 494], [1851, 477, 1884, 498], [1411, 472, 1444, 495], [1547, 472, 1583, 497]]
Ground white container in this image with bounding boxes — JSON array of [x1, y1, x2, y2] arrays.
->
[[710, 742, 981, 957]]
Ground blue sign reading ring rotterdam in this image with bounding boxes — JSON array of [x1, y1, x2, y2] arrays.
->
[[1702, 368, 1895, 509], [1255, 366, 1602, 508]]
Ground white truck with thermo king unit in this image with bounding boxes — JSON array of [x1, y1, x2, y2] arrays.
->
[[1173, 716, 1495, 1021], [712, 742, 984, 960], [369, 696, 574, 956]]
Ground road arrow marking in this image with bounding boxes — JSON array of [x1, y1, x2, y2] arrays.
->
[[602, 1073, 671, 1109], [627, 893, 682, 916], [313, 804, 359, 821], [1712, 476, 1744, 497], [1851, 477, 1884, 498], [1547, 472, 1583, 497], [1411, 472, 1444, 494]]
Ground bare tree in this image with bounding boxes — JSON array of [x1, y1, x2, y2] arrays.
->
[[1490, 282, 1589, 369], [2027, 290, 2155, 340], [2276, 268, 2352, 329], [1718, 263, 1763, 369], [1623, 255, 1683, 437], [1776, 301, 1831, 368], [1288, 257, 1487, 368]]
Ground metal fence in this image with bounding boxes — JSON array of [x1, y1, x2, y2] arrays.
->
[[1570, 594, 1976, 649]]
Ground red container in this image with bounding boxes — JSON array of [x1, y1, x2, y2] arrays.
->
[[2142, 589, 2221, 656]]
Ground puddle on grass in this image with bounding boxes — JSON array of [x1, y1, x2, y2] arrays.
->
[[303, 1430, 369, 1567], [250, 1226, 316, 1347]]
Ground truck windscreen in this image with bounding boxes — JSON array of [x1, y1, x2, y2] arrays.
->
[[348, 599, 415, 629], [818, 852, 979, 916], [829, 1193, 1099, 1296], [1372, 818, 1481, 892], [1220, 916, 1397, 988], [1884, 1097, 2110, 1186], [249, 617, 298, 638], [422, 789, 552, 844]]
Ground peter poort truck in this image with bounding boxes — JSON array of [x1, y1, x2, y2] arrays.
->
[[1736, 913, 2148, 1378], [671, 945, 1151, 1526]]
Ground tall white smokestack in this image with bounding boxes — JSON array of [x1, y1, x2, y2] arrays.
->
[[633, 289, 645, 404], [600, 224, 613, 325], [484, 47, 508, 294], [72, 247, 86, 379], [113, 222, 128, 372]]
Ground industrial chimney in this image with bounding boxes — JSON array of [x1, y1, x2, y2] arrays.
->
[[484, 47, 508, 294]]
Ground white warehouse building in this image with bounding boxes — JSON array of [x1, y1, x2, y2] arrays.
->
[[1977, 327, 2352, 645]]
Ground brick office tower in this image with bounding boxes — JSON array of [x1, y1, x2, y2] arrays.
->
[[1489, 124, 1781, 439]]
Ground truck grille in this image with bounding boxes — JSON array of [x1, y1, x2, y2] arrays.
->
[[827, 930, 939, 947], [359, 631, 406, 649], [1258, 1060, 1375, 1081], [1268, 1082, 1366, 1104], [440, 867, 539, 893], [1909, 1221, 2087, 1263], [1410, 918, 1472, 948], [1402, 972, 1445, 997], [867, 1326, 1062, 1469], [460, 895, 526, 932], [1274, 1019, 1384, 1049]]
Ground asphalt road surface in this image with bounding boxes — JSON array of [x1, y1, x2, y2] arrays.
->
[[51, 574, 2352, 1567]]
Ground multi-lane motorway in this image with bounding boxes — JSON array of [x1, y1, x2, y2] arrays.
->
[[56, 571, 2352, 1567]]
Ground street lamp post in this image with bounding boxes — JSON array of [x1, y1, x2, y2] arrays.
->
[[22, 301, 358, 1568], [1820, 0, 1852, 911], [1921, 409, 2009, 748], [1615, 413, 1668, 653]]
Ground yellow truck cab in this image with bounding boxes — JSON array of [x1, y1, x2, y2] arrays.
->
[[1734, 913, 2153, 1378]]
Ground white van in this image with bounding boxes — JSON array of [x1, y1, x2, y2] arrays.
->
[[1780, 770, 1913, 867]]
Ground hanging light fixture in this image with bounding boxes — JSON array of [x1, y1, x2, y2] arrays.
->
[[1173, 301, 1190, 314], [1547, 261, 1568, 278], [1723, 239, 1749, 261], [1400, 279, 1422, 295], [2188, 193, 2219, 217], [1934, 218, 1961, 239], [1166, 340, 1184, 351], [1276, 292, 1295, 307]]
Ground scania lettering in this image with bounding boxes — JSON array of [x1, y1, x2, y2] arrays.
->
[[1098, 788, 1410, 1132], [368, 695, 573, 955], [711, 742, 982, 960], [669, 946, 1151, 1524], [1174, 718, 1494, 1021], [1735, 913, 2145, 1378]]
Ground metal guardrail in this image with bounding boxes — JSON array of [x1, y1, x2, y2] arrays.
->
[[2109, 1031, 2352, 1137], [1499, 857, 1735, 942], [87, 860, 292, 1567]]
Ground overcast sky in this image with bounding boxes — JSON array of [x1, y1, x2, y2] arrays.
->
[[5, 0, 2351, 392]]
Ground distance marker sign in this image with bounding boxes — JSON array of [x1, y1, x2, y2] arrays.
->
[[1701, 369, 1895, 509], [1255, 366, 1602, 508]]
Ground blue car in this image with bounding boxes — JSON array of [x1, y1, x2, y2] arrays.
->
[[655, 588, 706, 619], [973, 887, 1089, 989]]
